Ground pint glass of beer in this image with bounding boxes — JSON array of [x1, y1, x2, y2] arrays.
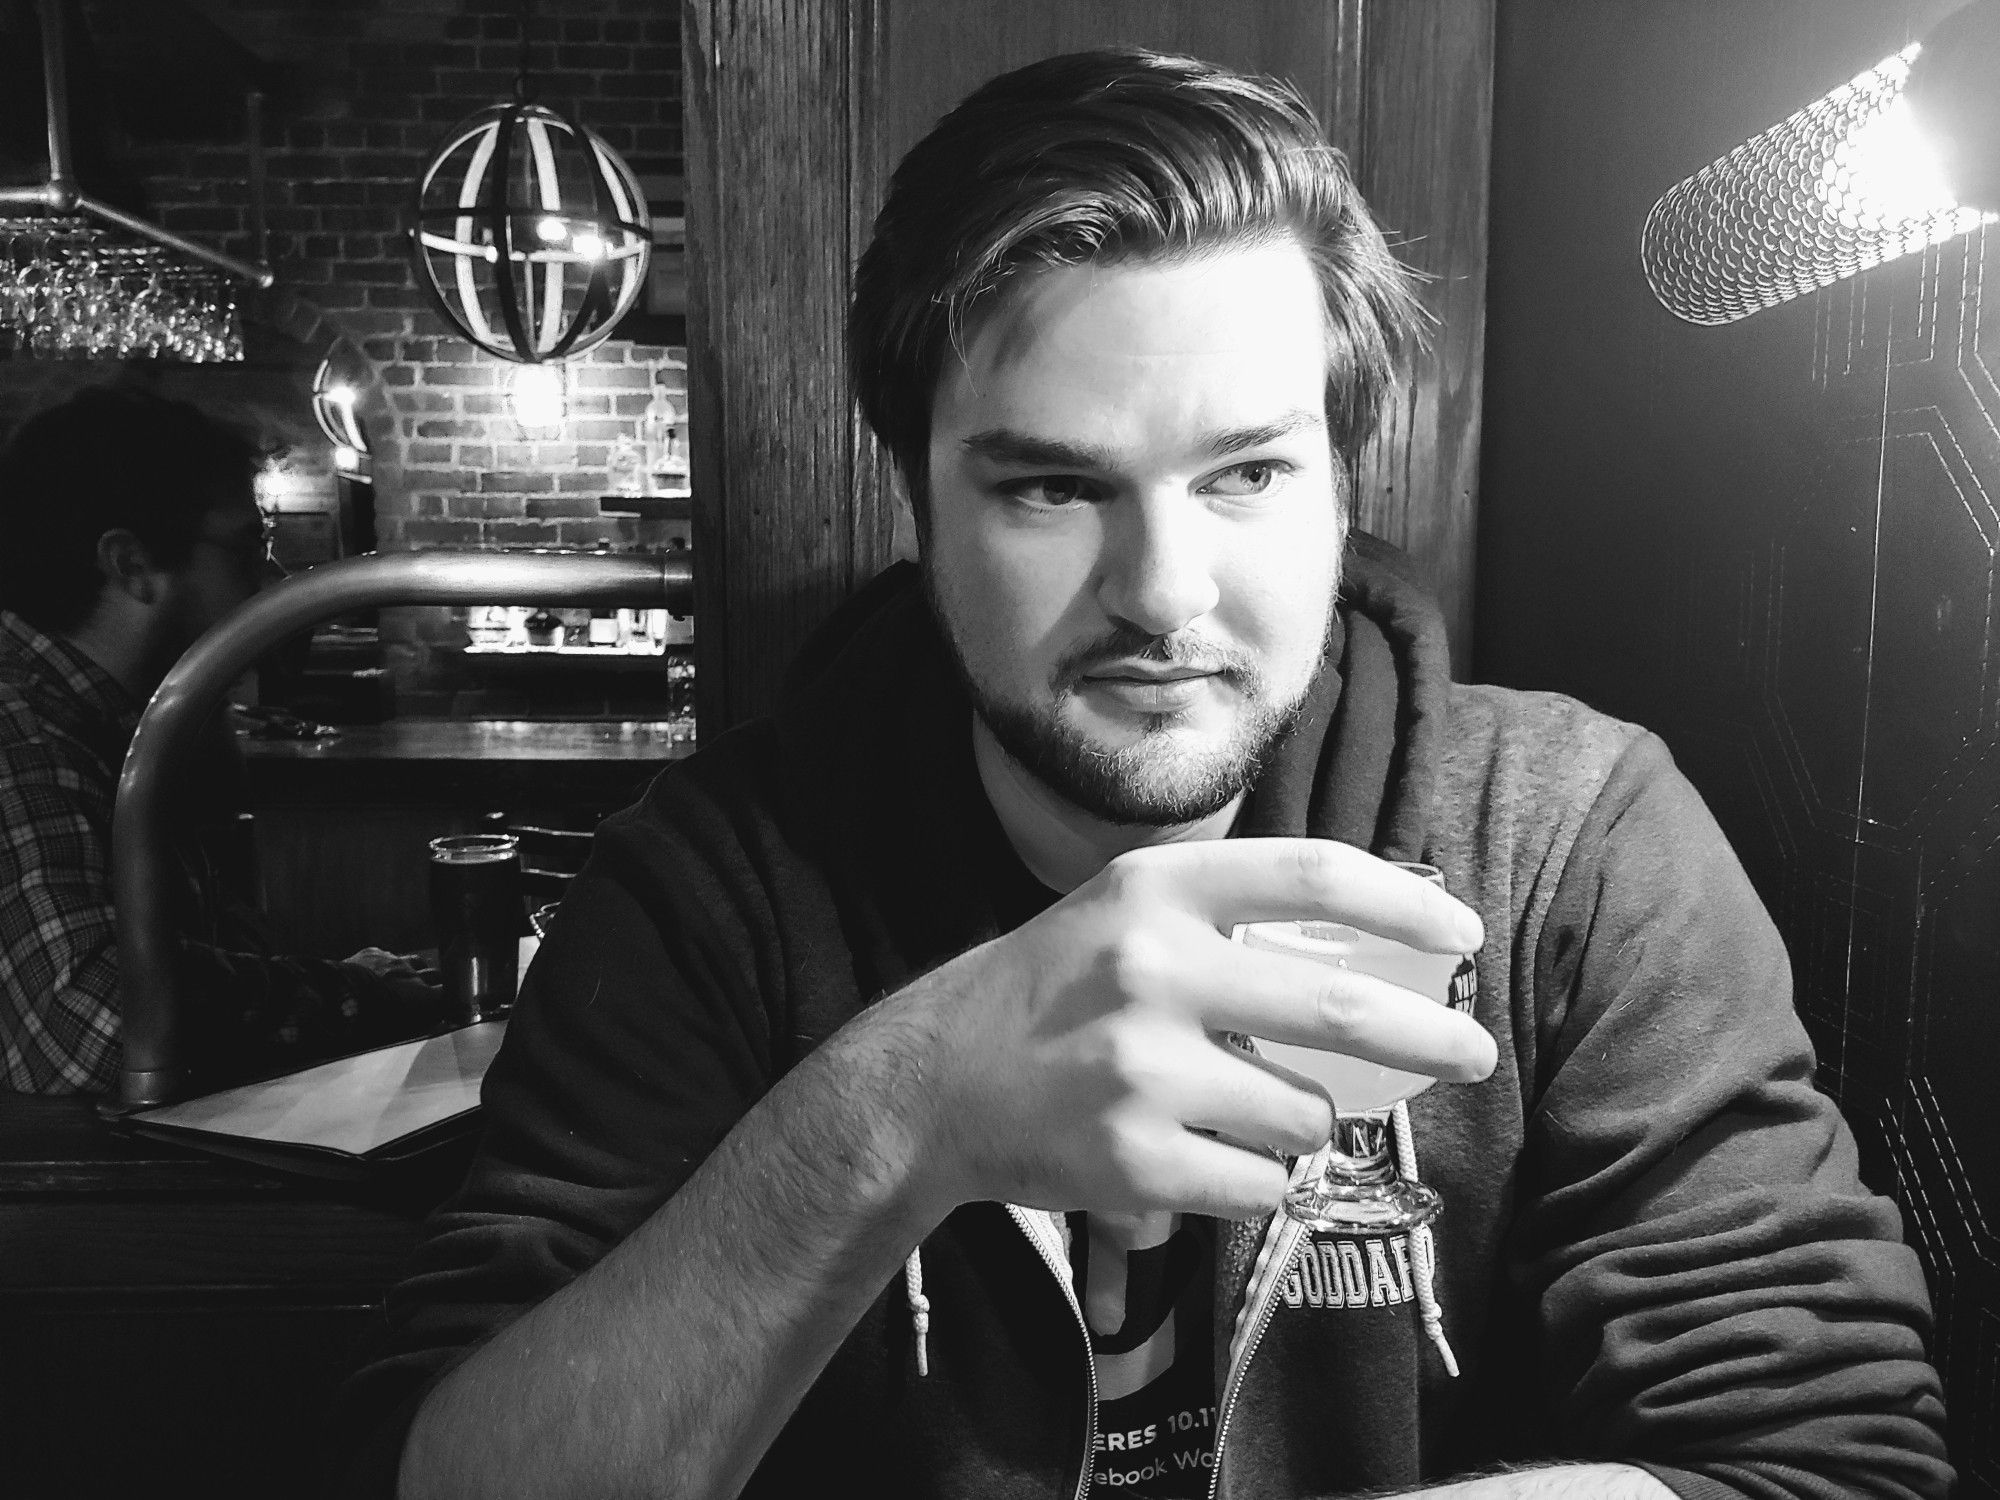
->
[[428, 832, 524, 1023]]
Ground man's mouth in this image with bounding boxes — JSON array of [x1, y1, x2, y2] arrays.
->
[[1073, 662, 1226, 714], [1082, 663, 1218, 685]]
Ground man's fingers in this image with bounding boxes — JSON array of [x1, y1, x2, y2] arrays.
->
[[1191, 936, 1497, 1083], [1152, 1131, 1295, 1221], [1106, 838, 1484, 954], [1176, 1042, 1333, 1158]]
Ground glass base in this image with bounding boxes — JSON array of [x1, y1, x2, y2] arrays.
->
[[1283, 1111, 1441, 1235], [1284, 1173, 1440, 1235]]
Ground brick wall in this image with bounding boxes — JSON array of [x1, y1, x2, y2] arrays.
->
[[0, 0, 684, 716]]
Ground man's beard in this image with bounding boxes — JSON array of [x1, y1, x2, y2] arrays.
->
[[138, 586, 219, 698], [925, 573, 1328, 828]]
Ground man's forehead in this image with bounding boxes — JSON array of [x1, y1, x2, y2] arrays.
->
[[971, 243, 1325, 365], [933, 243, 1331, 454]]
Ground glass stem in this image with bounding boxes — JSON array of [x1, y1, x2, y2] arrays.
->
[[1327, 1112, 1396, 1184]]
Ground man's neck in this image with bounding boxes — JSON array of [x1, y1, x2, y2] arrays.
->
[[971, 714, 1244, 895], [58, 604, 161, 703]]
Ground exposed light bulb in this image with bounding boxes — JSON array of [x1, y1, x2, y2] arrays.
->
[[507, 363, 568, 431], [572, 231, 606, 261], [332, 444, 361, 471], [536, 215, 567, 243], [1824, 89, 1961, 226]]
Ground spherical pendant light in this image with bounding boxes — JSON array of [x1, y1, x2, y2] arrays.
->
[[411, 100, 651, 362]]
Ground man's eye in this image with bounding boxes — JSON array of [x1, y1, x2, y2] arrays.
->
[[1002, 475, 1098, 508], [1200, 462, 1289, 497]]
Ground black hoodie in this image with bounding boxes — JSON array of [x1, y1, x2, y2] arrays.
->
[[334, 541, 1951, 1499]]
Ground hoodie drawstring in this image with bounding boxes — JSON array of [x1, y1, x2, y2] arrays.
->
[[1391, 1101, 1459, 1377], [904, 1118, 1458, 1383], [904, 1248, 932, 1376]]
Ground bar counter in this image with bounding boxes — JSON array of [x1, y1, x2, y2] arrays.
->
[[243, 717, 695, 957], [241, 714, 696, 799]]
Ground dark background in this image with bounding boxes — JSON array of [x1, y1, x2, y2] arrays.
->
[[1479, 2, 1999, 1490]]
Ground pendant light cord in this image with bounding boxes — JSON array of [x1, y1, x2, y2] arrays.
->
[[514, 0, 534, 102]]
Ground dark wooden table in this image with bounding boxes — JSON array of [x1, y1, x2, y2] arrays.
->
[[0, 1090, 468, 1495]]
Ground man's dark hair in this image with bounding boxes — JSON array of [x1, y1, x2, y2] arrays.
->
[[848, 47, 1427, 523], [0, 385, 262, 632]]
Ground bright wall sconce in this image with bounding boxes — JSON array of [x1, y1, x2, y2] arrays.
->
[[1643, 0, 2000, 325], [311, 354, 372, 480]]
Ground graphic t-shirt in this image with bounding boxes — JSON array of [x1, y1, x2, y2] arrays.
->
[[1068, 1211, 1216, 1497]]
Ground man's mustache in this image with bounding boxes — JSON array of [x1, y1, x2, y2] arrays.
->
[[1051, 625, 1255, 688]]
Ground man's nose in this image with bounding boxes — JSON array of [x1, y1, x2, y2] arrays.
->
[[1094, 493, 1220, 637]]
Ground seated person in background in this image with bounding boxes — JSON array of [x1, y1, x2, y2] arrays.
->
[[0, 385, 447, 1095], [341, 50, 1950, 1500]]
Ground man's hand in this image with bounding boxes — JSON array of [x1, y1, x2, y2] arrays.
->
[[401, 840, 1495, 1500], [342, 945, 445, 1011], [884, 837, 1495, 1223]]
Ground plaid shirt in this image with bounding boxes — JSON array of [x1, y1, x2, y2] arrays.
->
[[0, 609, 435, 1094]]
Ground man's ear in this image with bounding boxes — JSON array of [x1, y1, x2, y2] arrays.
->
[[890, 476, 921, 564], [96, 528, 164, 606]]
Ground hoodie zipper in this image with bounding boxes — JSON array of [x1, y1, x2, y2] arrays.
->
[[1004, 1197, 1304, 1500], [1006, 1204, 1099, 1500], [1206, 1209, 1307, 1500]]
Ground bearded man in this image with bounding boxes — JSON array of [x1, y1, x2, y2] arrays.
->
[[339, 50, 1950, 1500]]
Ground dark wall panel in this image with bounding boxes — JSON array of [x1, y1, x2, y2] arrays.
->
[[1479, 1, 1998, 1489]]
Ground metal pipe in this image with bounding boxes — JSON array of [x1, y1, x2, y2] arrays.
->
[[0, 183, 72, 210], [246, 89, 269, 269], [17, 0, 277, 292], [113, 548, 694, 1108], [73, 191, 277, 289], [38, 0, 74, 191]]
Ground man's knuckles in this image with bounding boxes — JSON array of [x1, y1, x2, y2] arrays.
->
[[1091, 927, 1177, 1000]]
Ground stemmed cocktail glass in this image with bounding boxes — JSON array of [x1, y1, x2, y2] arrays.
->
[[1237, 863, 1475, 1234]]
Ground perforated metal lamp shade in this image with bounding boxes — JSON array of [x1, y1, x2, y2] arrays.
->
[[1642, 1, 2000, 327], [411, 101, 650, 362]]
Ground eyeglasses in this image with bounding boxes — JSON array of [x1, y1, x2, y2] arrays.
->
[[195, 511, 286, 579]]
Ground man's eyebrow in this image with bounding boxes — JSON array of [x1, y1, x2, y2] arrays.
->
[[959, 409, 1326, 471], [959, 429, 1121, 470], [1201, 409, 1326, 458]]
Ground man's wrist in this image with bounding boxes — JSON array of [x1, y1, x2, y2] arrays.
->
[[759, 981, 964, 1254]]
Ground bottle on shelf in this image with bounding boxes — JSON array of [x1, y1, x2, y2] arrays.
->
[[645, 372, 691, 496], [607, 435, 645, 496]]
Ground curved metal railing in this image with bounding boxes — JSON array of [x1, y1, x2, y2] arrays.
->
[[113, 548, 693, 1108]]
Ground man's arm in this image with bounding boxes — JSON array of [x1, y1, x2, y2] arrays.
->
[[393, 836, 1493, 1500], [0, 757, 124, 1090], [1401, 1466, 1674, 1499], [0, 762, 441, 1093], [1508, 734, 1950, 1498], [399, 986, 948, 1499]]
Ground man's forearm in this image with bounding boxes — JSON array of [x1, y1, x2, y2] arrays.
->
[[397, 996, 949, 1500], [1399, 1465, 1677, 1499]]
